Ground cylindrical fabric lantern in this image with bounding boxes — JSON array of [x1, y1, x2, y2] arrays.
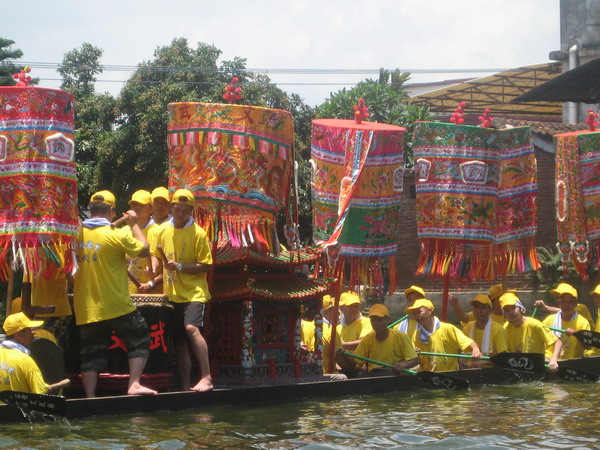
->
[[167, 103, 294, 252], [554, 130, 600, 279], [0, 87, 78, 280], [310, 119, 406, 295], [412, 122, 539, 281]]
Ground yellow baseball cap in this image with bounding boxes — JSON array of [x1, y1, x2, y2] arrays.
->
[[470, 293, 492, 307], [487, 284, 504, 300], [171, 189, 195, 206], [499, 292, 520, 308], [590, 285, 600, 296], [322, 295, 335, 310], [550, 283, 578, 299], [368, 304, 389, 318], [404, 298, 434, 314], [151, 186, 171, 202], [129, 190, 152, 205], [404, 285, 425, 298], [340, 291, 361, 306], [3, 312, 44, 336], [89, 190, 116, 208]]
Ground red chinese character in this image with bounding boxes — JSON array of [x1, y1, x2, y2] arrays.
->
[[109, 331, 129, 351], [150, 321, 168, 353]]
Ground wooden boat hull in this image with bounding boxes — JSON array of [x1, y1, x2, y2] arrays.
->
[[2, 356, 599, 424]]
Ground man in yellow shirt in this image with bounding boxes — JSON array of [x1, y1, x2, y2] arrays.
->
[[500, 292, 560, 370], [586, 285, 600, 357], [542, 283, 591, 362], [462, 294, 508, 367], [1, 312, 70, 394], [533, 282, 594, 324], [337, 291, 373, 351], [126, 190, 162, 294], [450, 284, 507, 325], [152, 189, 213, 392], [74, 190, 157, 397], [405, 299, 482, 372], [337, 304, 419, 374], [395, 285, 425, 337]]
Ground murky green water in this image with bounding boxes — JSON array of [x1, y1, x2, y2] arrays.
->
[[2, 381, 599, 449]]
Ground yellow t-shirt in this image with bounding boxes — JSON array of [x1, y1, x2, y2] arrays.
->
[[154, 222, 212, 303], [338, 316, 373, 343], [24, 273, 72, 318], [504, 317, 557, 354], [585, 308, 600, 357], [396, 317, 417, 337], [322, 322, 342, 374], [0, 348, 49, 395], [412, 321, 474, 372], [74, 224, 144, 325], [575, 304, 594, 325], [301, 320, 316, 352], [462, 320, 508, 357], [126, 222, 161, 294], [354, 329, 418, 371], [543, 314, 591, 360]]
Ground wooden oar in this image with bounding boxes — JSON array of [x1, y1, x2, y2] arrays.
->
[[419, 351, 546, 373], [0, 390, 65, 416], [388, 314, 409, 329], [341, 351, 469, 390], [548, 326, 600, 348], [127, 271, 141, 288]]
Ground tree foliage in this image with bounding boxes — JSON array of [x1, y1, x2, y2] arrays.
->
[[0, 38, 24, 86]]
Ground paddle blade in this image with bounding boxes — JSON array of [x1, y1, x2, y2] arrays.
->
[[0, 390, 65, 416], [574, 330, 600, 349], [490, 352, 546, 373], [556, 366, 600, 383], [417, 371, 470, 391]]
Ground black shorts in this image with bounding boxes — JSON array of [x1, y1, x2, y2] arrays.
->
[[79, 309, 150, 372], [171, 302, 206, 342]]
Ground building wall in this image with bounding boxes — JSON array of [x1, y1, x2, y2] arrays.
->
[[393, 146, 556, 293]]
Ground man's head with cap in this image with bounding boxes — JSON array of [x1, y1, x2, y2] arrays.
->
[[550, 282, 578, 300], [3, 312, 44, 346], [89, 190, 116, 218], [499, 292, 527, 324], [471, 294, 492, 322], [129, 190, 153, 222], [404, 285, 426, 305], [171, 188, 195, 227], [550, 283, 578, 317], [151, 187, 171, 223], [591, 285, 600, 307], [404, 298, 435, 325], [368, 303, 390, 332], [339, 291, 362, 322]]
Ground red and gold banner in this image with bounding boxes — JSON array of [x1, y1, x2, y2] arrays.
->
[[167, 103, 294, 252], [0, 86, 78, 280]]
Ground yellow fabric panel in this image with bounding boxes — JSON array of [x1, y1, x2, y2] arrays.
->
[[543, 314, 591, 360], [0, 348, 49, 395]]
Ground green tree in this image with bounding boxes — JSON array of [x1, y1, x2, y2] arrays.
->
[[316, 68, 432, 164], [0, 38, 24, 86], [58, 43, 118, 212]]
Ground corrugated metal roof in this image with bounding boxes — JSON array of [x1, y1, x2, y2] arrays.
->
[[408, 63, 563, 119]]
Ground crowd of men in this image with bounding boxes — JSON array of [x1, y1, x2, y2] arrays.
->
[[303, 282, 600, 377], [3, 187, 600, 396], [1, 187, 213, 397]]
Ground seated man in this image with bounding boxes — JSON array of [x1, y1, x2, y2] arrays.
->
[[337, 291, 373, 351], [1, 312, 70, 395], [450, 284, 507, 325], [395, 285, 425, 336], [541, 283, 591, 362], [462, 294, 508, 367], [500, 292, 560, 369], [405, 299, 482, 372], [586, 285, 600, 357], [337, 304, 418, 375], [534, 282, 594, 324]]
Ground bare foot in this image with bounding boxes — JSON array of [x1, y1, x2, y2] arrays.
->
[[190, 377, 213, 392], [128, 382, 158, 396]]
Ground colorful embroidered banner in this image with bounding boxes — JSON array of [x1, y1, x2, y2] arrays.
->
[[311, 119, 405, 295], [554, 130, 600, 279], [0, 87, 78, 280], [412, 122, 538, 281], [167, 103, 294, 252]]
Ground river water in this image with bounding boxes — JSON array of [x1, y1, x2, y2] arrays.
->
[[1, 380, 599, 449]]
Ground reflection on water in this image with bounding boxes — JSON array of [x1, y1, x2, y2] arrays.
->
[[1, 381, 600, 449]]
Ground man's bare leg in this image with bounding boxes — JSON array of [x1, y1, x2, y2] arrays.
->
[[185, 324, 213, 392], [127, 357, 157, 395], [175, 339, 192, 391], [82, 370, 98, 398]]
